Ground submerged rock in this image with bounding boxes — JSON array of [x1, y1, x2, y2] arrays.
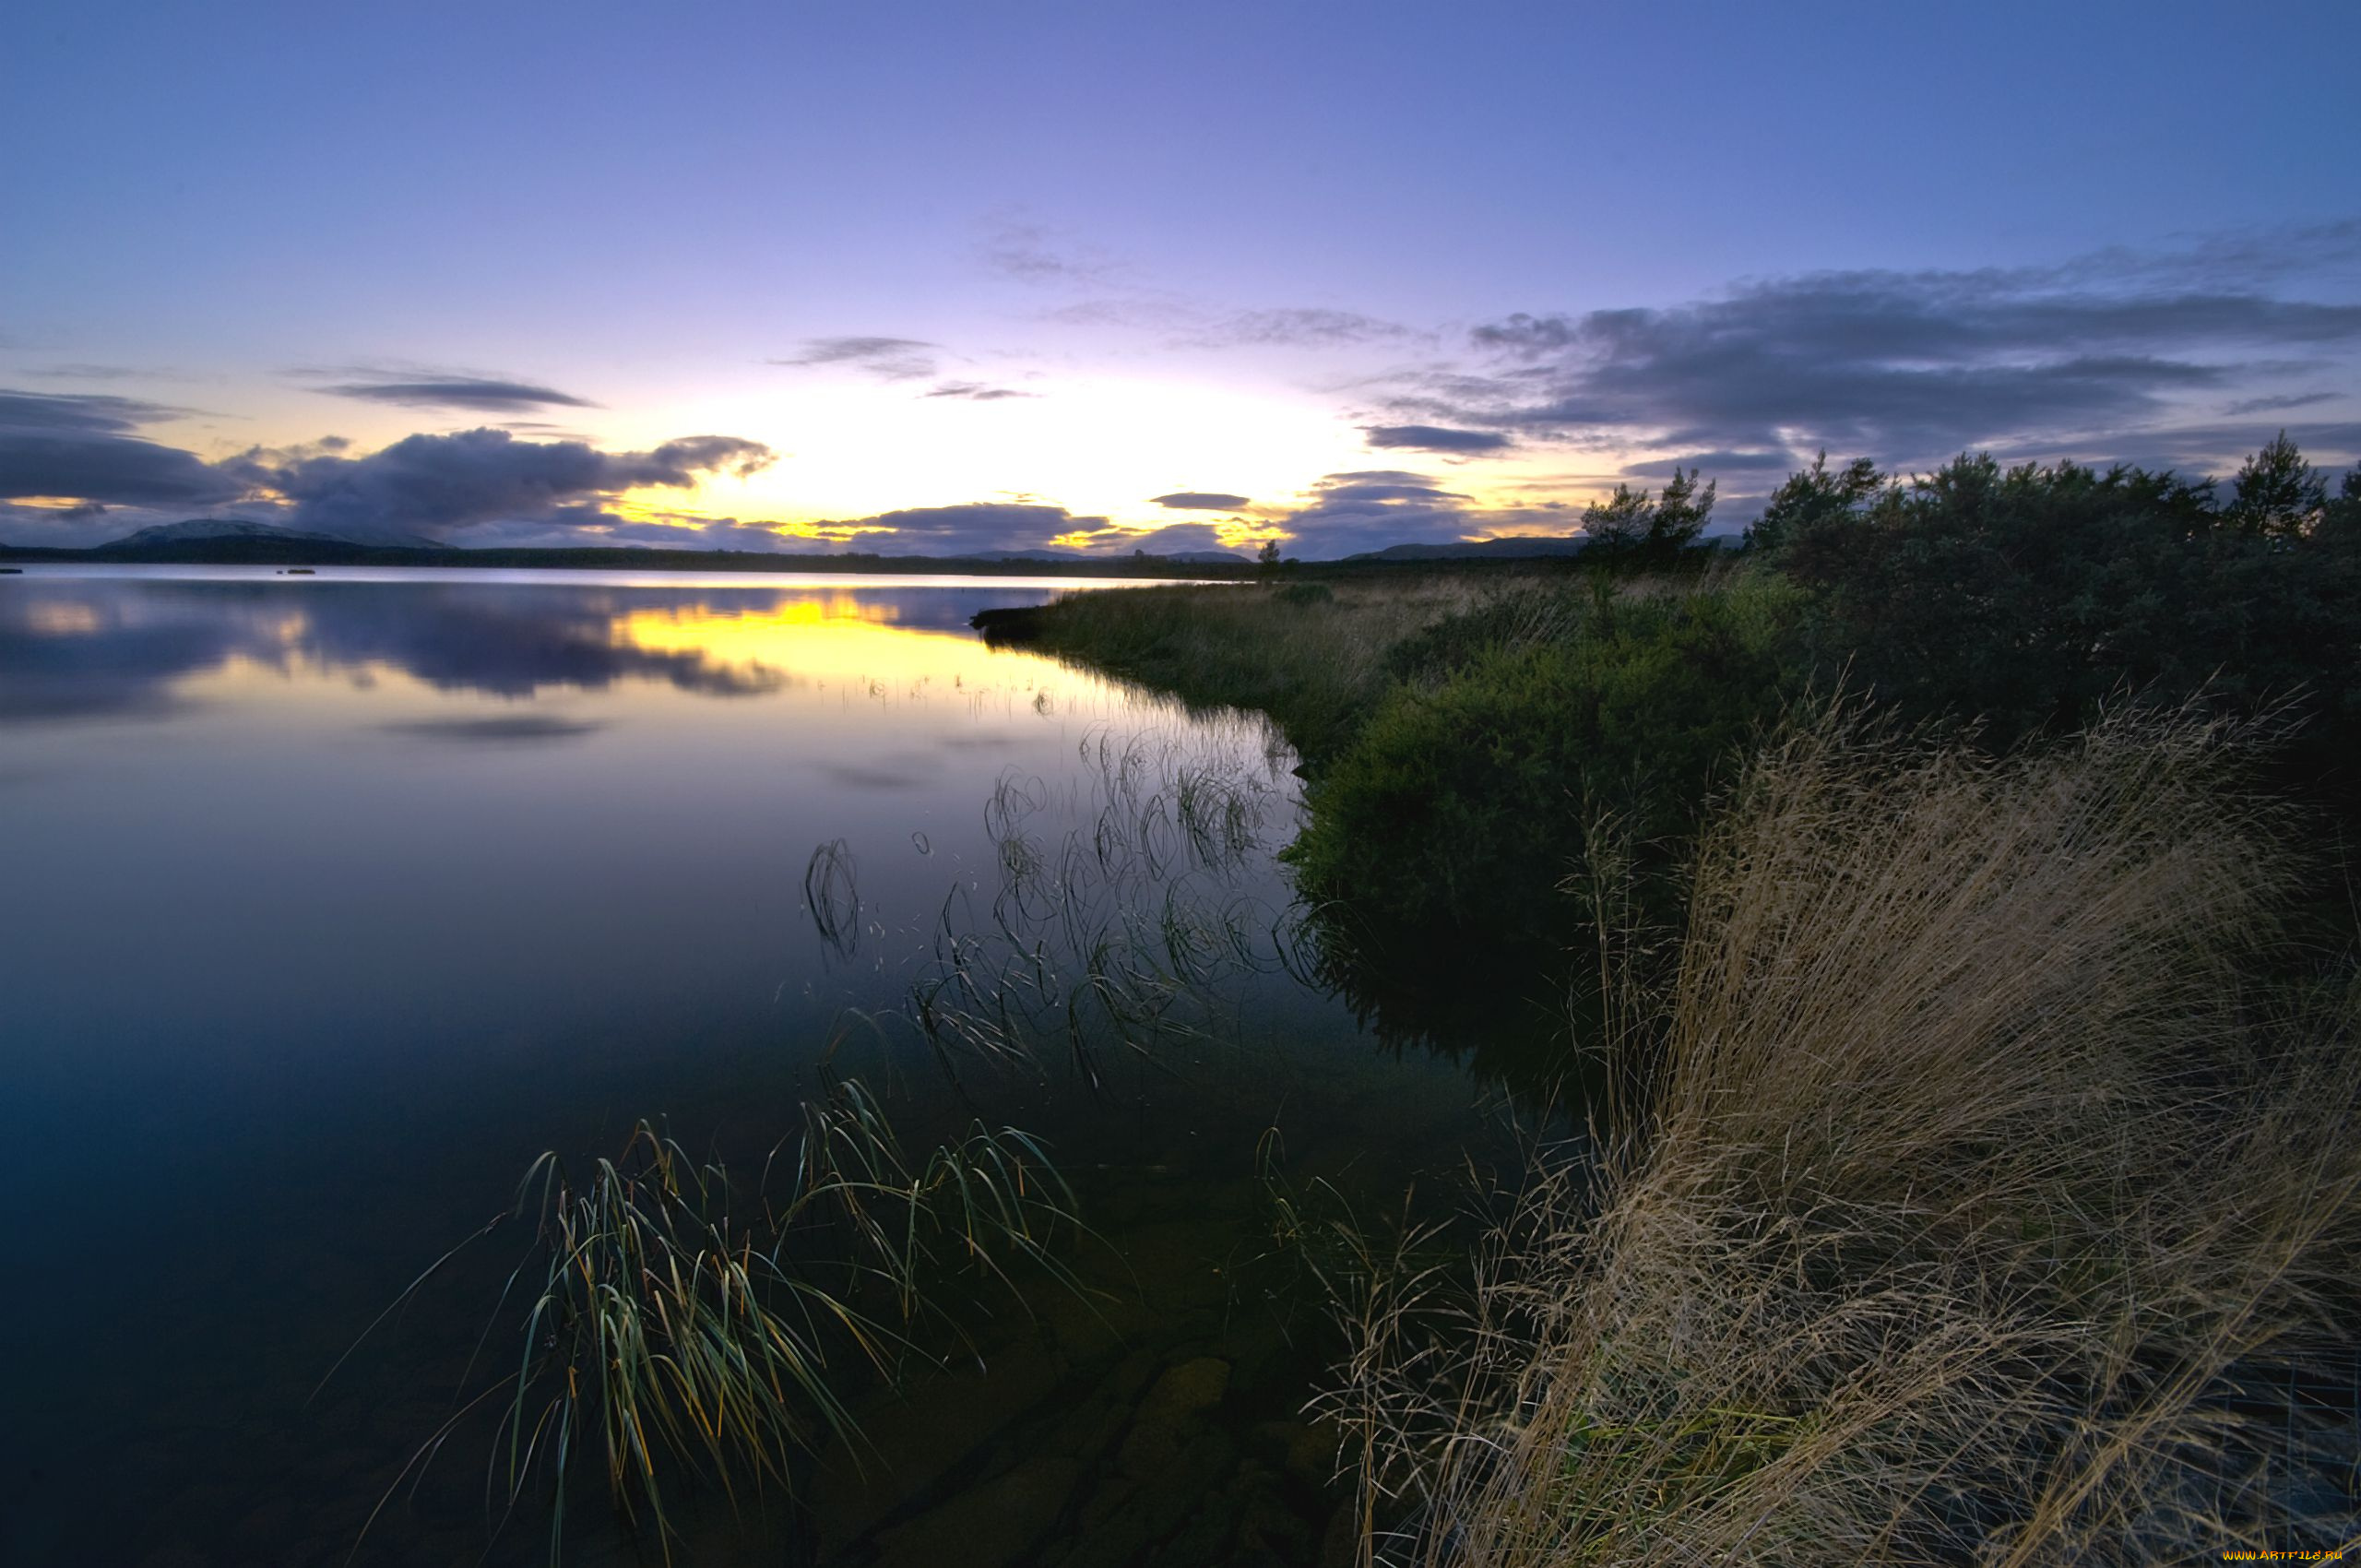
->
[[1117, 1356, 1231, 1476], [811, 1338, 1069, 1556], [872, 1455, 1082, 1568]]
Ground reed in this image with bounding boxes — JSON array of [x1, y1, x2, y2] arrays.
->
[[1322, 708, 2361, 1564], [346, 1082, 1078, 1564]]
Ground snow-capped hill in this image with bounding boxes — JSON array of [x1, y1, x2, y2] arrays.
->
[[112, 519, 347, 547]]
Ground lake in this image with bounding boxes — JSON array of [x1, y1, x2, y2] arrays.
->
[[0, 566, 1513, 1567]]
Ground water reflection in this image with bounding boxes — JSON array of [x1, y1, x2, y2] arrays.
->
[[0, 571, 1087, 719], [0, 568, 1513, 1568]]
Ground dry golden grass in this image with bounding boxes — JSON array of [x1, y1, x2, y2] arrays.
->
[[1323, 710, 2361, 1565]]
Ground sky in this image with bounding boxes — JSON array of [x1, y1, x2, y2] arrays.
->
[[4, 0, 2358, 558]]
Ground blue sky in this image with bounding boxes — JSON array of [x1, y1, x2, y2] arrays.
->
[[4, 0, 2357, 556]]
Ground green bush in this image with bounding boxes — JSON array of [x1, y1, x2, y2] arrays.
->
[[1774, 443, 2361, 757], [1286, 575, 1804, 980]]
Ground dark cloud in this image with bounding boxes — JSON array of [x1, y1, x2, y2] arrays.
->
[[1150, 492, 1250, 510], [1252, 469, 1595, 559], [1620, 449, 1797, 477], [318, 375, 599, 412], [2223, 391, 2339, 416], [1363, 423, 1513, 454], [0, 387, 248, 507], [0, 389, 188, 434], [2044, 420, 2361, 478], [770, 337, 940, 381], [823, 501, 1101, 556], [230, 428, 777, 542], [1050, 521, 1250, 557], [924, 381, 1035, 401], [1416, 247, 2361, 472]]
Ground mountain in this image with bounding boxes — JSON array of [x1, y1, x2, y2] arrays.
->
[[105, 517, 444, 551], [109, 518, 354, 548], [1345, 535, 1593, 562]]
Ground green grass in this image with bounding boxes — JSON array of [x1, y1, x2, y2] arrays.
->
[[1002, 567, 1810, 1055], [1000, 576, 1509, 766]]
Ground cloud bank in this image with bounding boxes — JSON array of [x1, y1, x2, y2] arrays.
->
[[232, 429, 776, 542], [0, 389, 245, 507], [1392, 238, 2361, 476]]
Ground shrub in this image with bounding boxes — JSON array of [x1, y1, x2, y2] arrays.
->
[[1286, 574, 1803, 986]]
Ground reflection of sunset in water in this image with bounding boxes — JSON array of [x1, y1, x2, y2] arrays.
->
[[612, 595, 1047, 689]]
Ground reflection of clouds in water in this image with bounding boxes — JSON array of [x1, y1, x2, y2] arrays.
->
[[0, 578, 1063, 721], [380, 715, 608, 744]]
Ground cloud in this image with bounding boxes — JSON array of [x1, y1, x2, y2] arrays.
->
[[0, 387, 248, 507], [0, 389, 190, 434], [230, 427, 777, 542], [1183, 308, 1418, 350], [979, 219, 1125, 287], [21, 363, 186, 383], [819, 501, 1104, 556], [2223, 391, 2340, 416], [770, 337, 940, 380], [1362, 423, 1514, 454], [1042, 520, 1256, 557], [1620, 449, 1798, 477], [1260, 469, 1549, 558], [1150, 492, 1251, 510], [1406, 239, 2361, 473], [1045, 295, 1419, 352], [316, 374, 599, 412], [924, 380, 1035, 401]]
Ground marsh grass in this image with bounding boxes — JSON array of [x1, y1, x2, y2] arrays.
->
[[344, 1083, 1077, 1564], [803, 837, 861, 958], [1322, 709, 2361, 1565], [905, 715, 1314, 1085], [1005, 576, 1511, 766]]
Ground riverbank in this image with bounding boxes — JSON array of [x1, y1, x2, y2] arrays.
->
[[977, 535, 2361, 1561]]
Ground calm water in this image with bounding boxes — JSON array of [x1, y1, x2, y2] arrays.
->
[[0, 567, 1507, 1567]]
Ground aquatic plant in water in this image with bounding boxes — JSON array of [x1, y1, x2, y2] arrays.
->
[[344, 1081, 1076, 1564], [902, 715, 1317, 1086]]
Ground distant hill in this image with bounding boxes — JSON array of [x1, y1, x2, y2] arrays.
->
[[942, 548, 1249, 564], [110, 518, 354, 549], [1346, 535, 1593, 562], [0, 530, 1259, 578]]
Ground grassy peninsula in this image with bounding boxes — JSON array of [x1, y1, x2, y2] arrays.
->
[[982, 441, 2361, 1562]]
